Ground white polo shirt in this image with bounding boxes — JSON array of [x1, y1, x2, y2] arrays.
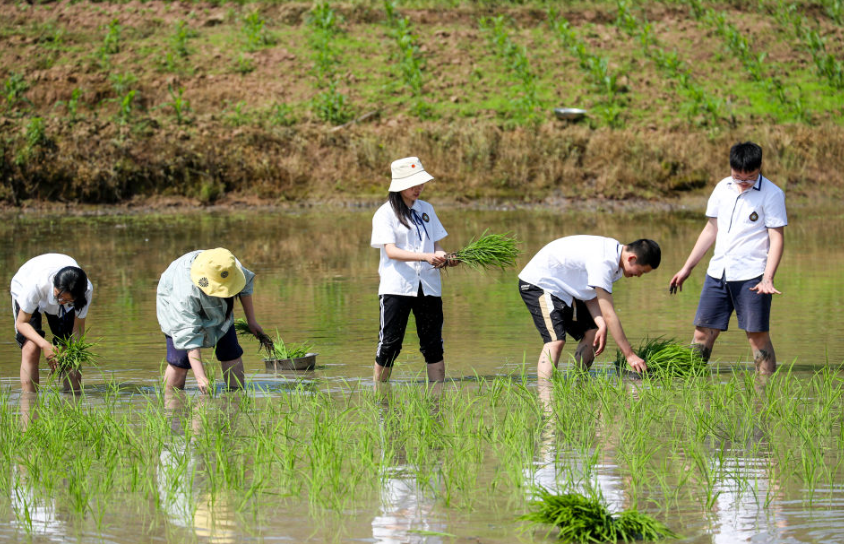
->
[[10, 253, 94, 319], [371, 199, 448, 297], [518, 236, 624, 306], [705, 175, 787, 281]]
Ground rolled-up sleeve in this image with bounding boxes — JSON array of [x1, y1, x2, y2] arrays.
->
[[238, 263, 256, 296]]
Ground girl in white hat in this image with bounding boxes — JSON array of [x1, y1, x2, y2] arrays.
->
[[10, 254, 94, 392], [156, 248, 265, 394], [370, 157, 456, 383]]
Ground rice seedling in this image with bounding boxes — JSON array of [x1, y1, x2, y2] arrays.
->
[[52, 334, 98, 373], [439, 230, 521, 271], [614, 510, 679, 541], [267, 335, 313, 360], [233, 317, 274, 355], [615, 337, 708, 377]]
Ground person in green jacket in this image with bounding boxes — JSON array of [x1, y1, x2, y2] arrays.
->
[[156, 248, 264, 394]]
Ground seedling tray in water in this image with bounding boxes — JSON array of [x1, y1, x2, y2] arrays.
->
[[264, 353, 318, 371]]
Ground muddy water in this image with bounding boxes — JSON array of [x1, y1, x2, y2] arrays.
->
[[1, 206, 843, 543]]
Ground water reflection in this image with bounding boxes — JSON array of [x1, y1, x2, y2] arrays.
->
[[156, 392, 239, 543], [9, 464, 65, 541], [372, 387, 447, 543], [529, 379, 625, 512]]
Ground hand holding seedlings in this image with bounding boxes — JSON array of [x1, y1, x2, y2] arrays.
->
[[435, 231, 521, 271], [235, 317, 275, 355]]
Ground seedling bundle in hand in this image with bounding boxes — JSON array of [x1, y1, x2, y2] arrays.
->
[[53, 334, 98, 372], [616, 337, 708, 377], [521, 489, 678, 542], [234, 318, 312, 360], [234, 318, 274, 355], [438, 230, 521, 271]]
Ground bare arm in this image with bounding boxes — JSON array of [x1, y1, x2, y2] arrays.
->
[[238, 294, 265, 336], [385, 243, 446, 266], [187, 348, 210, 394], [595, 288, 646, 372], [15, 309, 55, 360], [73, 316, 86, 338], [670, 217, 718, 294], [750, 227, 784, 295]]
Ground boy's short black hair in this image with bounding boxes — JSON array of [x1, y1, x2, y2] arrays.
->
[[625, 239, 661, 269], [53, 266, 88, 312], [730, 142, 763, 173]]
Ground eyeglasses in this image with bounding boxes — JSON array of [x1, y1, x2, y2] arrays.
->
[[731, 174, 758, 185]]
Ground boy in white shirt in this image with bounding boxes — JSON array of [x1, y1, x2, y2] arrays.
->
[[518, 237, 661, 379], [669, 142, 787, 374]]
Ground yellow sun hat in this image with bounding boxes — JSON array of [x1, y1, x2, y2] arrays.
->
[[190, 248, 246, 298]]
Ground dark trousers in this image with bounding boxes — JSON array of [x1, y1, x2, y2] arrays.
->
[[375, 286, 444, 367]]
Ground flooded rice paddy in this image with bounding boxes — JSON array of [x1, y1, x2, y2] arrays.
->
[[1, 207, 843, 543]]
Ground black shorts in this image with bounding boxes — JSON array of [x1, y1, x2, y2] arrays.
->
[[375, 285, 444, 367], [519, 280, 596, 344], [12, 299, 75, 349]]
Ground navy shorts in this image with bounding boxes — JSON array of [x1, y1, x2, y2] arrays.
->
[[519, 280, 596, 344], [694, 274, 771, 333], [165, 324, 244, 369], [12, 300, 75, 348]]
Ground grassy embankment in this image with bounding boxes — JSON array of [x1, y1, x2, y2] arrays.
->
[[1, 0, 843, 207]]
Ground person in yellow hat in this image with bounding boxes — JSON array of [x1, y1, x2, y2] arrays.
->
[[156, 248, 265, 394]]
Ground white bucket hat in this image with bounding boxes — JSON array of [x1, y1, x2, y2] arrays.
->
[[389, 157, 434, 192]]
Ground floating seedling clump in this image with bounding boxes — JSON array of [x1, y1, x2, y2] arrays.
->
[[53, 334, 98, 372], [521, 489, 678, 542], [439, 230, 521, 271], [616, 337, 708, 377]]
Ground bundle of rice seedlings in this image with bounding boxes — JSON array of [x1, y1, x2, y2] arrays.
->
[[234, 318, 274, 355], [439, 230, 521, 271], [615, 337, 708, 377], [53, 334, 98, 373], [615, 510, 679, 541], [520, 490, 615, 543], [521, 489, 678, 542]]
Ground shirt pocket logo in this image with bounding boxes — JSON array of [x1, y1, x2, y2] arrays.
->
[[749, 211, 759, 222], [422, 213, 430, 222]]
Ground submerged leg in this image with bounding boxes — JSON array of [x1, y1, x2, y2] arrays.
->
[[221, 358, 245, 390], [538, 340, 566, 381], [692, 326, 720, 362], [746, 331, 776, 375], [20, 341, 41, 392], [426, 360, 445, 383], [574, 330, 597, 371]]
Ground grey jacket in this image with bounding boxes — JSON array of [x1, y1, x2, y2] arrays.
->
[[156, 250, 255, 350]]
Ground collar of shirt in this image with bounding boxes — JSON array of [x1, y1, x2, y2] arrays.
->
[[727, 174, 762, 194]]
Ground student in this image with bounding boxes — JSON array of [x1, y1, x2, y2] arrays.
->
[[10, 254, 94, 392], [518, 237, 661, 379], [370, 156, 455, 383], [156, 248, 264, 393], [669, 142, 786, 374]]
